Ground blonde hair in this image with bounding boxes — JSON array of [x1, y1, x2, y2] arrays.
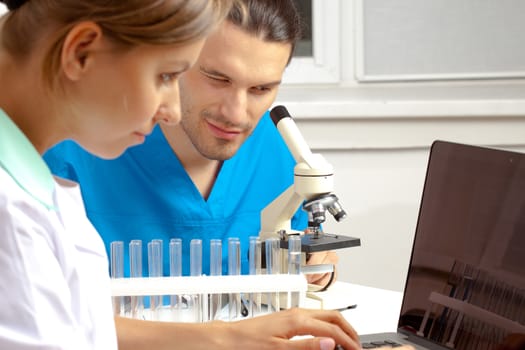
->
[[1, 0, 232, 87]]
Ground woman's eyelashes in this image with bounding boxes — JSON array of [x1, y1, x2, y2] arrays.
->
[[159, 72, 182, 85]]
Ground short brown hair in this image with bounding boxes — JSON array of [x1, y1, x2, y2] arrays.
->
[[227, 0, 302, 65]]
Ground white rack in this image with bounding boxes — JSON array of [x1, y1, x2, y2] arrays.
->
[[111, 274, 307, 297], [111, 274, 308, 323]]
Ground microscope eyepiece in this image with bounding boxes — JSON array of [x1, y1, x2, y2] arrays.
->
[[270, 105, 292, 125]]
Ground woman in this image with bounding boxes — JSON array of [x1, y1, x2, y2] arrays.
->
[[0, 1, 410, 349]]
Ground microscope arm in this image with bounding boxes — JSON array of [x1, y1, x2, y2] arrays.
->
[[260, 185, 303, 241]]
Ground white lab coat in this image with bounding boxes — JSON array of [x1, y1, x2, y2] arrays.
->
[[0, 170, 118, 349]]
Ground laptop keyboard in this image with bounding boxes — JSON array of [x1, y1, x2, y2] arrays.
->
[[361, 340, 404, 348]]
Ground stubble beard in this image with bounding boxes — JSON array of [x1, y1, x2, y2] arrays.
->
[[181, 109, 242, 161]]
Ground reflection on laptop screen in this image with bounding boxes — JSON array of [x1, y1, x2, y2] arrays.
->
[[399, 141, 525, 349]]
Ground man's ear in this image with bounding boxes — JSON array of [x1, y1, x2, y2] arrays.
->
[[61, 21, 103, 81]]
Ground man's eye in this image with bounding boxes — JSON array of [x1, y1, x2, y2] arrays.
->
[[251, 86, 271, 94], [202, 72, 228, 83], [208, 75, 228, 83]]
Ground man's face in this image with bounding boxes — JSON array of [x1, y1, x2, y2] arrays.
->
[[177, 21, 292, 160]]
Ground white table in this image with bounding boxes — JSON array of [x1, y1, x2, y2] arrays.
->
[[304, 281, 403, 335]]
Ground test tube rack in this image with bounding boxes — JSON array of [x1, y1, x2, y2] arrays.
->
[[111, 274, 307, 298], [109, 237, 307, 322], [110, 274, 307, 322]]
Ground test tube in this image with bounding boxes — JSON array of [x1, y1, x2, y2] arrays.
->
[[148, 239, 163, 320], [190, 239, 202, 277], [169, 238, 182, 277], [169, 238, 182, 317], [210, 239, 222, 276], [209, 239, 222, 320], [249, 236, 262, 317], [190, 239, 203, 322], [129, 239, 143, 319], [265, 238, 281, 313], [228, 237, 241, 320], [287, 235, 302, 308], [110, 241, 124, 316]]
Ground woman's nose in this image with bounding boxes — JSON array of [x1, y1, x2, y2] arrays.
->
[[154, 84, 181, 125], [154, 104, 180, 126]]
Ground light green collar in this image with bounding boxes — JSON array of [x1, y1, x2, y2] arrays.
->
[[0, 109, 56, 210]]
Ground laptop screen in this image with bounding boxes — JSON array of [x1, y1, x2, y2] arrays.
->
[[398, 140, 525, 349]]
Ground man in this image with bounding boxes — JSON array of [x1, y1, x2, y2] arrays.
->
[[44, 0, 337, 287]]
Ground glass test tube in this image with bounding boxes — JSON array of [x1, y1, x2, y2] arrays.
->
[[148, 239, 163, 320], [190, 239, 203, 322], [249, 236, 262, 317], [209, 239, 222, 320], [129, 239, 144, 319], [287, 235, 302, 308], [228, 237, 241, 320], [190, 239, 202, 276], [110, 241, 124, 316], [169, 238, 182, 317], [265, 238, 281, 313]]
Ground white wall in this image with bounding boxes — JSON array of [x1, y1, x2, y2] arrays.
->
[[276, 0, 525, 292]]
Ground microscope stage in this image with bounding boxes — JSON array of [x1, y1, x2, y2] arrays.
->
[[280, 234, 361, 253]]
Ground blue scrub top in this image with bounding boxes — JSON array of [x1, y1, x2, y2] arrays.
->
[[44, 112, 308, 277]]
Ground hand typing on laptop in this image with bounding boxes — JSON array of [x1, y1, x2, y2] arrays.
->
[[214, 307, 417, 350]]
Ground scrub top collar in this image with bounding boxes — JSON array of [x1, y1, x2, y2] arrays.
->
[[0, 109, 56, 210]]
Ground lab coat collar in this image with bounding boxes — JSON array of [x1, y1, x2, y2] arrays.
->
[[0, 109, 56, 210]]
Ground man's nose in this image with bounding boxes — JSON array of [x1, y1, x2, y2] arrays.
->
[[220, 89, 247, 125]]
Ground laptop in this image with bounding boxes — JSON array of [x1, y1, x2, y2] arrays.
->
[[359, 140, 525, 350]]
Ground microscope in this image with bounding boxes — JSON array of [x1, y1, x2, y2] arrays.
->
[[260, 105, 360, 258]]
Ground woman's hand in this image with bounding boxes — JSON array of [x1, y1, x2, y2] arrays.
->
[[223, 307, 360, 350]]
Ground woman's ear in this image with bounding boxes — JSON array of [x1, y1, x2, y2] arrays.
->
[[61, 21, 103, 81]]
